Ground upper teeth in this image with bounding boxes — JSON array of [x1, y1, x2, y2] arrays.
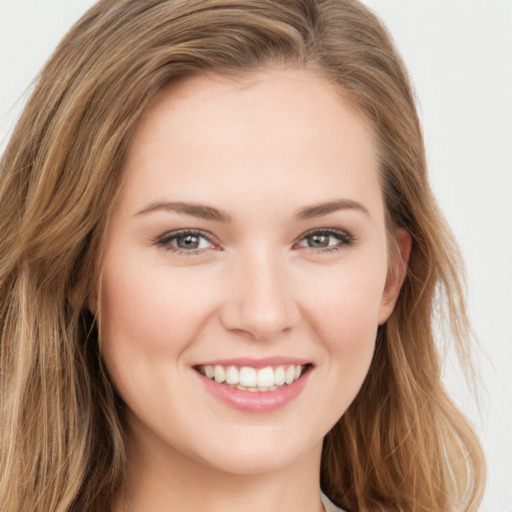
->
[[200, 364, 304, 390]]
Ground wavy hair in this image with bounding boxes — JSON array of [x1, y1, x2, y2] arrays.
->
[[0, 1, 485, 510]]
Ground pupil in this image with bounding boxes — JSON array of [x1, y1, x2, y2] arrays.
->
[[309, 234, 329, 248], [178, 235, 199, 249]]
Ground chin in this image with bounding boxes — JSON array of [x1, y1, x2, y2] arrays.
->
[[190, 426, 320, 476]]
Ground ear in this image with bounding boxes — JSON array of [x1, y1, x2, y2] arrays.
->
[[378, 228, 412, 325]]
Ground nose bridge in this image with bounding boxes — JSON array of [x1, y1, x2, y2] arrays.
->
[[221, 242, 300, 339]]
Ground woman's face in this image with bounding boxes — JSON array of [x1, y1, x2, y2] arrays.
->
[[99, 67, 406, 475]]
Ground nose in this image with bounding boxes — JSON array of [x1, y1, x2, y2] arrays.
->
[[219, 247, 301, 341]]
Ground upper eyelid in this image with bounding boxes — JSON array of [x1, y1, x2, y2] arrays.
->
[[157, 228, 216, 243], [298, 227, 349, 236], [294, 227, 352, 242]]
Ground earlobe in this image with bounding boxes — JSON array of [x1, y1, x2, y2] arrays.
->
[[378, 228, 412, 325]]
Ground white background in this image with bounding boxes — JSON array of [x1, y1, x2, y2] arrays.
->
[[0, 1, 510, 510]]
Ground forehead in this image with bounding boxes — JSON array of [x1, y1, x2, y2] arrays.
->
[[118, 66, 382, 222]]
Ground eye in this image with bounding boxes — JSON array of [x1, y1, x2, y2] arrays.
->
[[154, 229, 216, 254], [295, 229, 353, 252]]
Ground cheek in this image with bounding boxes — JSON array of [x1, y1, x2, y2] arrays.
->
[[307, 258, 386, 337], [97, 255, 228, 444], [98, 253, 216, 396], [101, 257, 210, 348], [313, 295, 379, 376], [302, 260, 387, 388]]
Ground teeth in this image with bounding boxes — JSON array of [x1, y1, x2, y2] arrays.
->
[[274, 366, 285, 386], [201, 363, 306, 391], [285, 365, 295, 385], [239, 367, 257, 387], [256, 367, 274, 387], [225, 365, 238, 385], [214, 365, 225, 383]]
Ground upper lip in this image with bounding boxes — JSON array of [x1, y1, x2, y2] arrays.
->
[[194, 356, 312, 368]]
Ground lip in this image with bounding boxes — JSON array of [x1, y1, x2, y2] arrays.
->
[[194, 360, 312, 413], [194, 356, 311, 368]]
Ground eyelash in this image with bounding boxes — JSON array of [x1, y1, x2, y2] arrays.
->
[[293, 228, 354, 253], [153, 228, 355, 255], [153, 229, 217, 256]]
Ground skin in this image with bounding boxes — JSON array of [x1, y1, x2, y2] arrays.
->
[[99, 67, 410, 512]]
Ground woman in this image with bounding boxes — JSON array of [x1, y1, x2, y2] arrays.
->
[[0, 1, 485, 511]]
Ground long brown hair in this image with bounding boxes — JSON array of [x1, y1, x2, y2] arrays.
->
[[0, 1, 485, 510]]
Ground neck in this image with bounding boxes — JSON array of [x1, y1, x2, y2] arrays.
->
[[113, 418, 325, 512]]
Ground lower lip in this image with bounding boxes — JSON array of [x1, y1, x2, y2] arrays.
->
[[196, 370, 310, 413]]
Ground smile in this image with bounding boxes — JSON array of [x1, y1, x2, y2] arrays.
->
[[194, 360, 313, 412], [195, 364, 309, 392]]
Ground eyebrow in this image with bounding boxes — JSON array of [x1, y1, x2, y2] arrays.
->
[[135, 201, 233, 223], [296, 199, 370, 220], [135, 198, 369, 222]]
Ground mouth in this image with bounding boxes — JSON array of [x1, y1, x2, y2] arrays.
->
[[194, 363, 313, 393]]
